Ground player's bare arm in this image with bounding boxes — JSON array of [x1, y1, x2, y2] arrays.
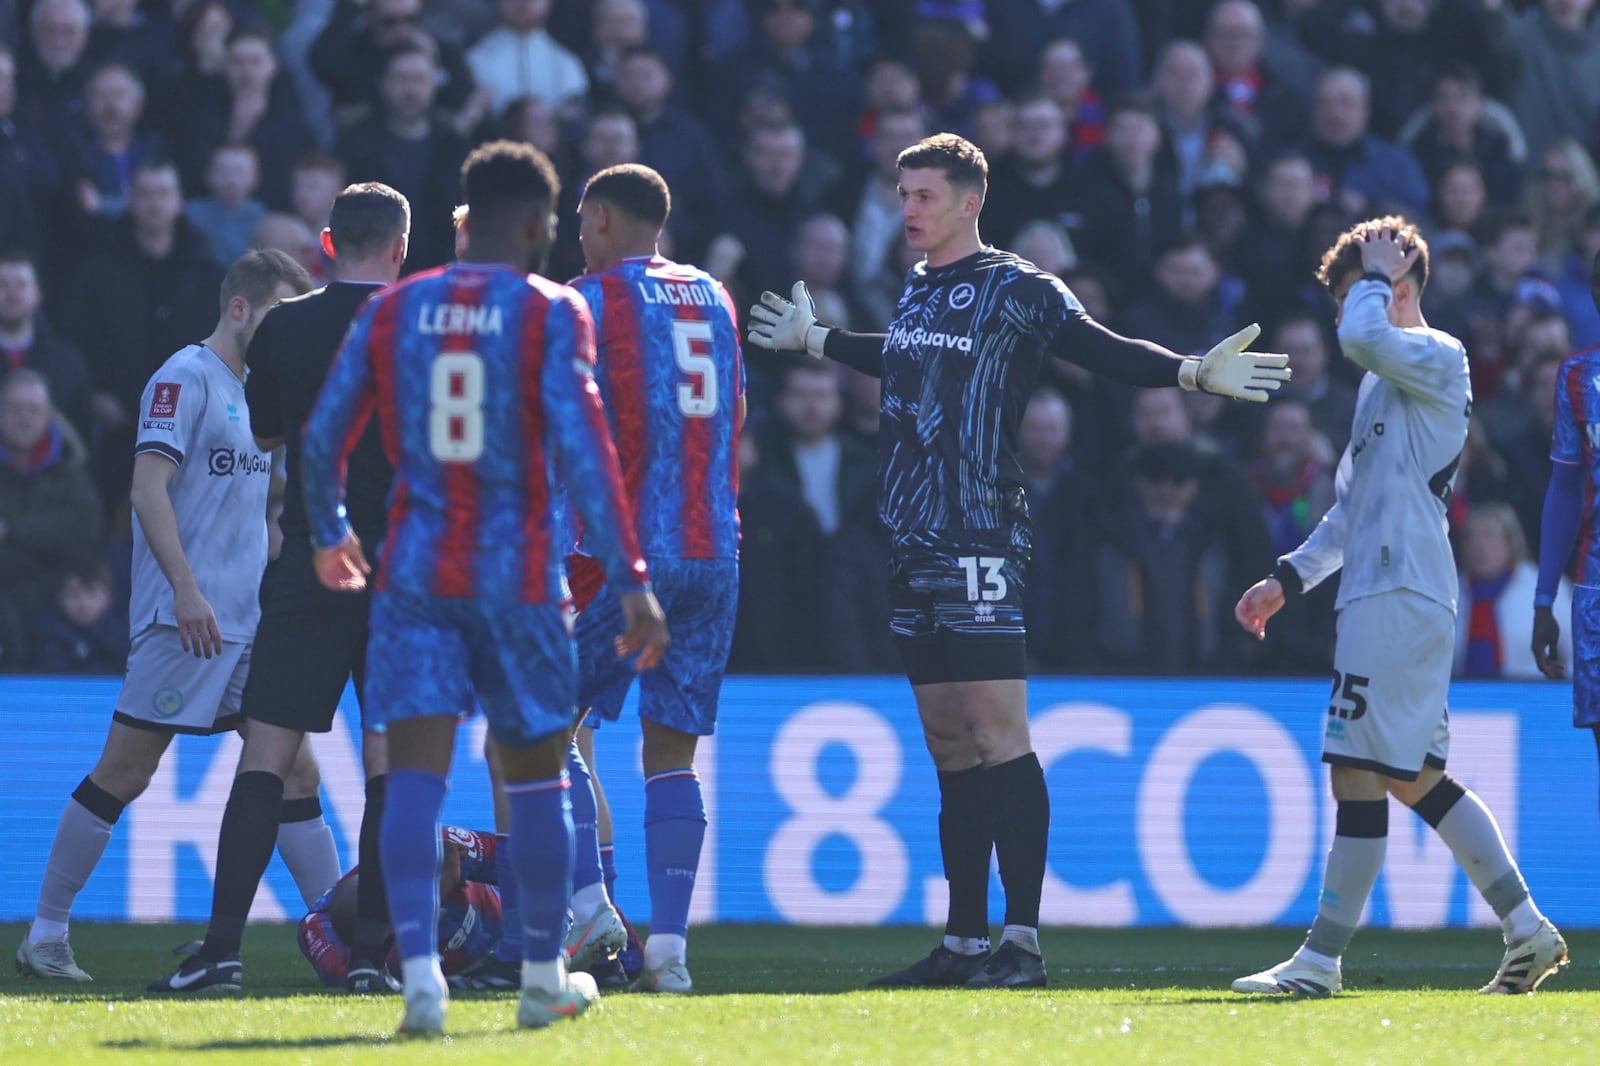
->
[[1532, 606, 1566, 680], [129, 451, 222, 659]]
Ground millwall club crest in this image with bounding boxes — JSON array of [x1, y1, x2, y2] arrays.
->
[[949, 283, 975, 310]]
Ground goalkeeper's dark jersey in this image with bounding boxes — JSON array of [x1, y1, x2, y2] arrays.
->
[[877, 248, 1075, 548], [824, 246, 1189, 552]]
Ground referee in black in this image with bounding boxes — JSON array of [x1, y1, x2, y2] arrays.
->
[[150, 184, 412, 995], [749, 134, 1289, 989]]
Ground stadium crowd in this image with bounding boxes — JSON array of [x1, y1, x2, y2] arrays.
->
[[1, 0, 1598, 678]]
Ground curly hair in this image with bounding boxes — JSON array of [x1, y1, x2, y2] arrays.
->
[[1315, 214, 1429, 293]]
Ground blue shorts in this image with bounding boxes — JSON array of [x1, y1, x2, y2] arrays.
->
[[1572, 585, 1600, 728], [365, 589, 578, 747], [576, 558, 737, 736]]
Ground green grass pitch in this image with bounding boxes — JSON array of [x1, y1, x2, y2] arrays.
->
[[4, 923, 1599, 1064]]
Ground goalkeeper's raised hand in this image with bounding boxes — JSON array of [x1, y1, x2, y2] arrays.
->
[[747, 281, 831, 358], [1178, 323, 1292, 402]]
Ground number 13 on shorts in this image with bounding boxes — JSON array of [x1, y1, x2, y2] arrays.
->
[[958, 555, 1007, 602]]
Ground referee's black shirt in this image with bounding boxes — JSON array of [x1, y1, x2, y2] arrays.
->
[[246, 281, 392, 548]]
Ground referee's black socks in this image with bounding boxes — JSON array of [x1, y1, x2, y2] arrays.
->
[[351, 774, 390, 966], [201, 770, 285, 961]]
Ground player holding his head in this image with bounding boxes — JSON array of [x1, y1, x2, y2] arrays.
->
[[1234, 217, 1566, 996], [18, 250, 316, 983], [151, 182, 413, 996], [300, 140, 669, 1037], [747, 132, 1289, 989], [563, 163, 744, 994], [1533, 250, 1600, 818]]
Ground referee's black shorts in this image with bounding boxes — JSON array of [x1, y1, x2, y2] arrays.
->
[[888, 534, 1029, 686], [241, 537, 372, 733]]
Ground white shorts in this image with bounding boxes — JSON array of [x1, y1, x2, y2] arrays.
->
[[1324, 590, 1452, 781], [112, 624, 252, 735]]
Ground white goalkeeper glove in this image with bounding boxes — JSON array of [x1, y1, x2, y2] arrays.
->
[[747, 281, 831, 359], [1178, 323, 1292, 402]]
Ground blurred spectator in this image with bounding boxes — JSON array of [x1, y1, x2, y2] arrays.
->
[[1524, 137, 1600, 276], [1272, 312, 1357, 455], [980, 95, 1073, 250], [25, 560, 128, 673], [1399, 63, 1525, 205], [19, 0, 93, 135], [497, 95, 563, 162], [712, 119, 829, 308], [85, 0, 176, 95], [1464, 207, 1540, 393], [1420, 228, 1483, 348], [62, 62, 163, 238], [1034, 38, 1104, 164], [854, 56, 920, 155], [613, 46, 724, 260], [1299, 0, 1489, 141], [1067, 96, 1183, 296], [249, 211, 324, 282], [907, 18, 996, 142], [969, 95, 1015, 160], [1240, 151, 1315, 325], [0, 369, 103, 667], [822, 513, 897, 672], [1251, 398, 1334, 557], [184, 141, 268, 265], [0, 249, 90, 434], [728, 428, 828, 670], [1449, 412, 1522, 552], [789, 211, 851, 321], [53, 156, 222, 509], [275, 0, 336, 148], [1015, 384, 1094, 669], [832, 106, 922, 291], [837, 361, 880, 445], [338, 45, 469, 272], [1556, 203, 1600, 347], [467, 0, 587, 120], [854, 229, 920, 328], [1301, 66, 1430, 219], [0, 44, 54, 259], [1193, 167, 1250, 274], [311, 0, 476, 130], [1087, 440, 1244, 674], [1119, 236, 1234, 355], [168, 27, 317, 213], [710, 0, 862, 165], [165, 0, 232, 110], [289, 149, 343, 235], [758, 359, 875, 536], [1493, 349, 1563, 542], [550, 108, 639, 280], [1152, 39, 1249, 204], [1011, 219, 1076, 277], [1454, 500, 1570, 679], [1488, 0, 1600, 164], [985, 0, 1143, 100], [1204, 0, 1309, 151], [1430, 157, 1490, 235], [586, 0, 649, 107]]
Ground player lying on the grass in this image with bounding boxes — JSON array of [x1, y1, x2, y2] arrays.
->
[[1233, 216, 1567, 997], [17, 249, 326, 985], [300, 827, 503, 988], [746, 131, 1288, 990], [1532, 249, 1600, 823]]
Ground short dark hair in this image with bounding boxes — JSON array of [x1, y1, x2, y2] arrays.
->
[[0, 247, 36, 272], [218, 248, 314, 313], [1434, 61, 1481, 93], [131, 155, 180, 186], [897, 133, 988, 197], [382, 42, 436, 74], [329, 182, 411, 257], [1477, 206, 1536, 248], [461, 139, 560, 220], [293, 149, 345, 180], [581, 164, 671, 228], [1316, 214, 1429, 293]]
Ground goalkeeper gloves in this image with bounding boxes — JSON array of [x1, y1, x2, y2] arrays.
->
[[747, 281, 831, 359], [1178, 323, 1292, 402]]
